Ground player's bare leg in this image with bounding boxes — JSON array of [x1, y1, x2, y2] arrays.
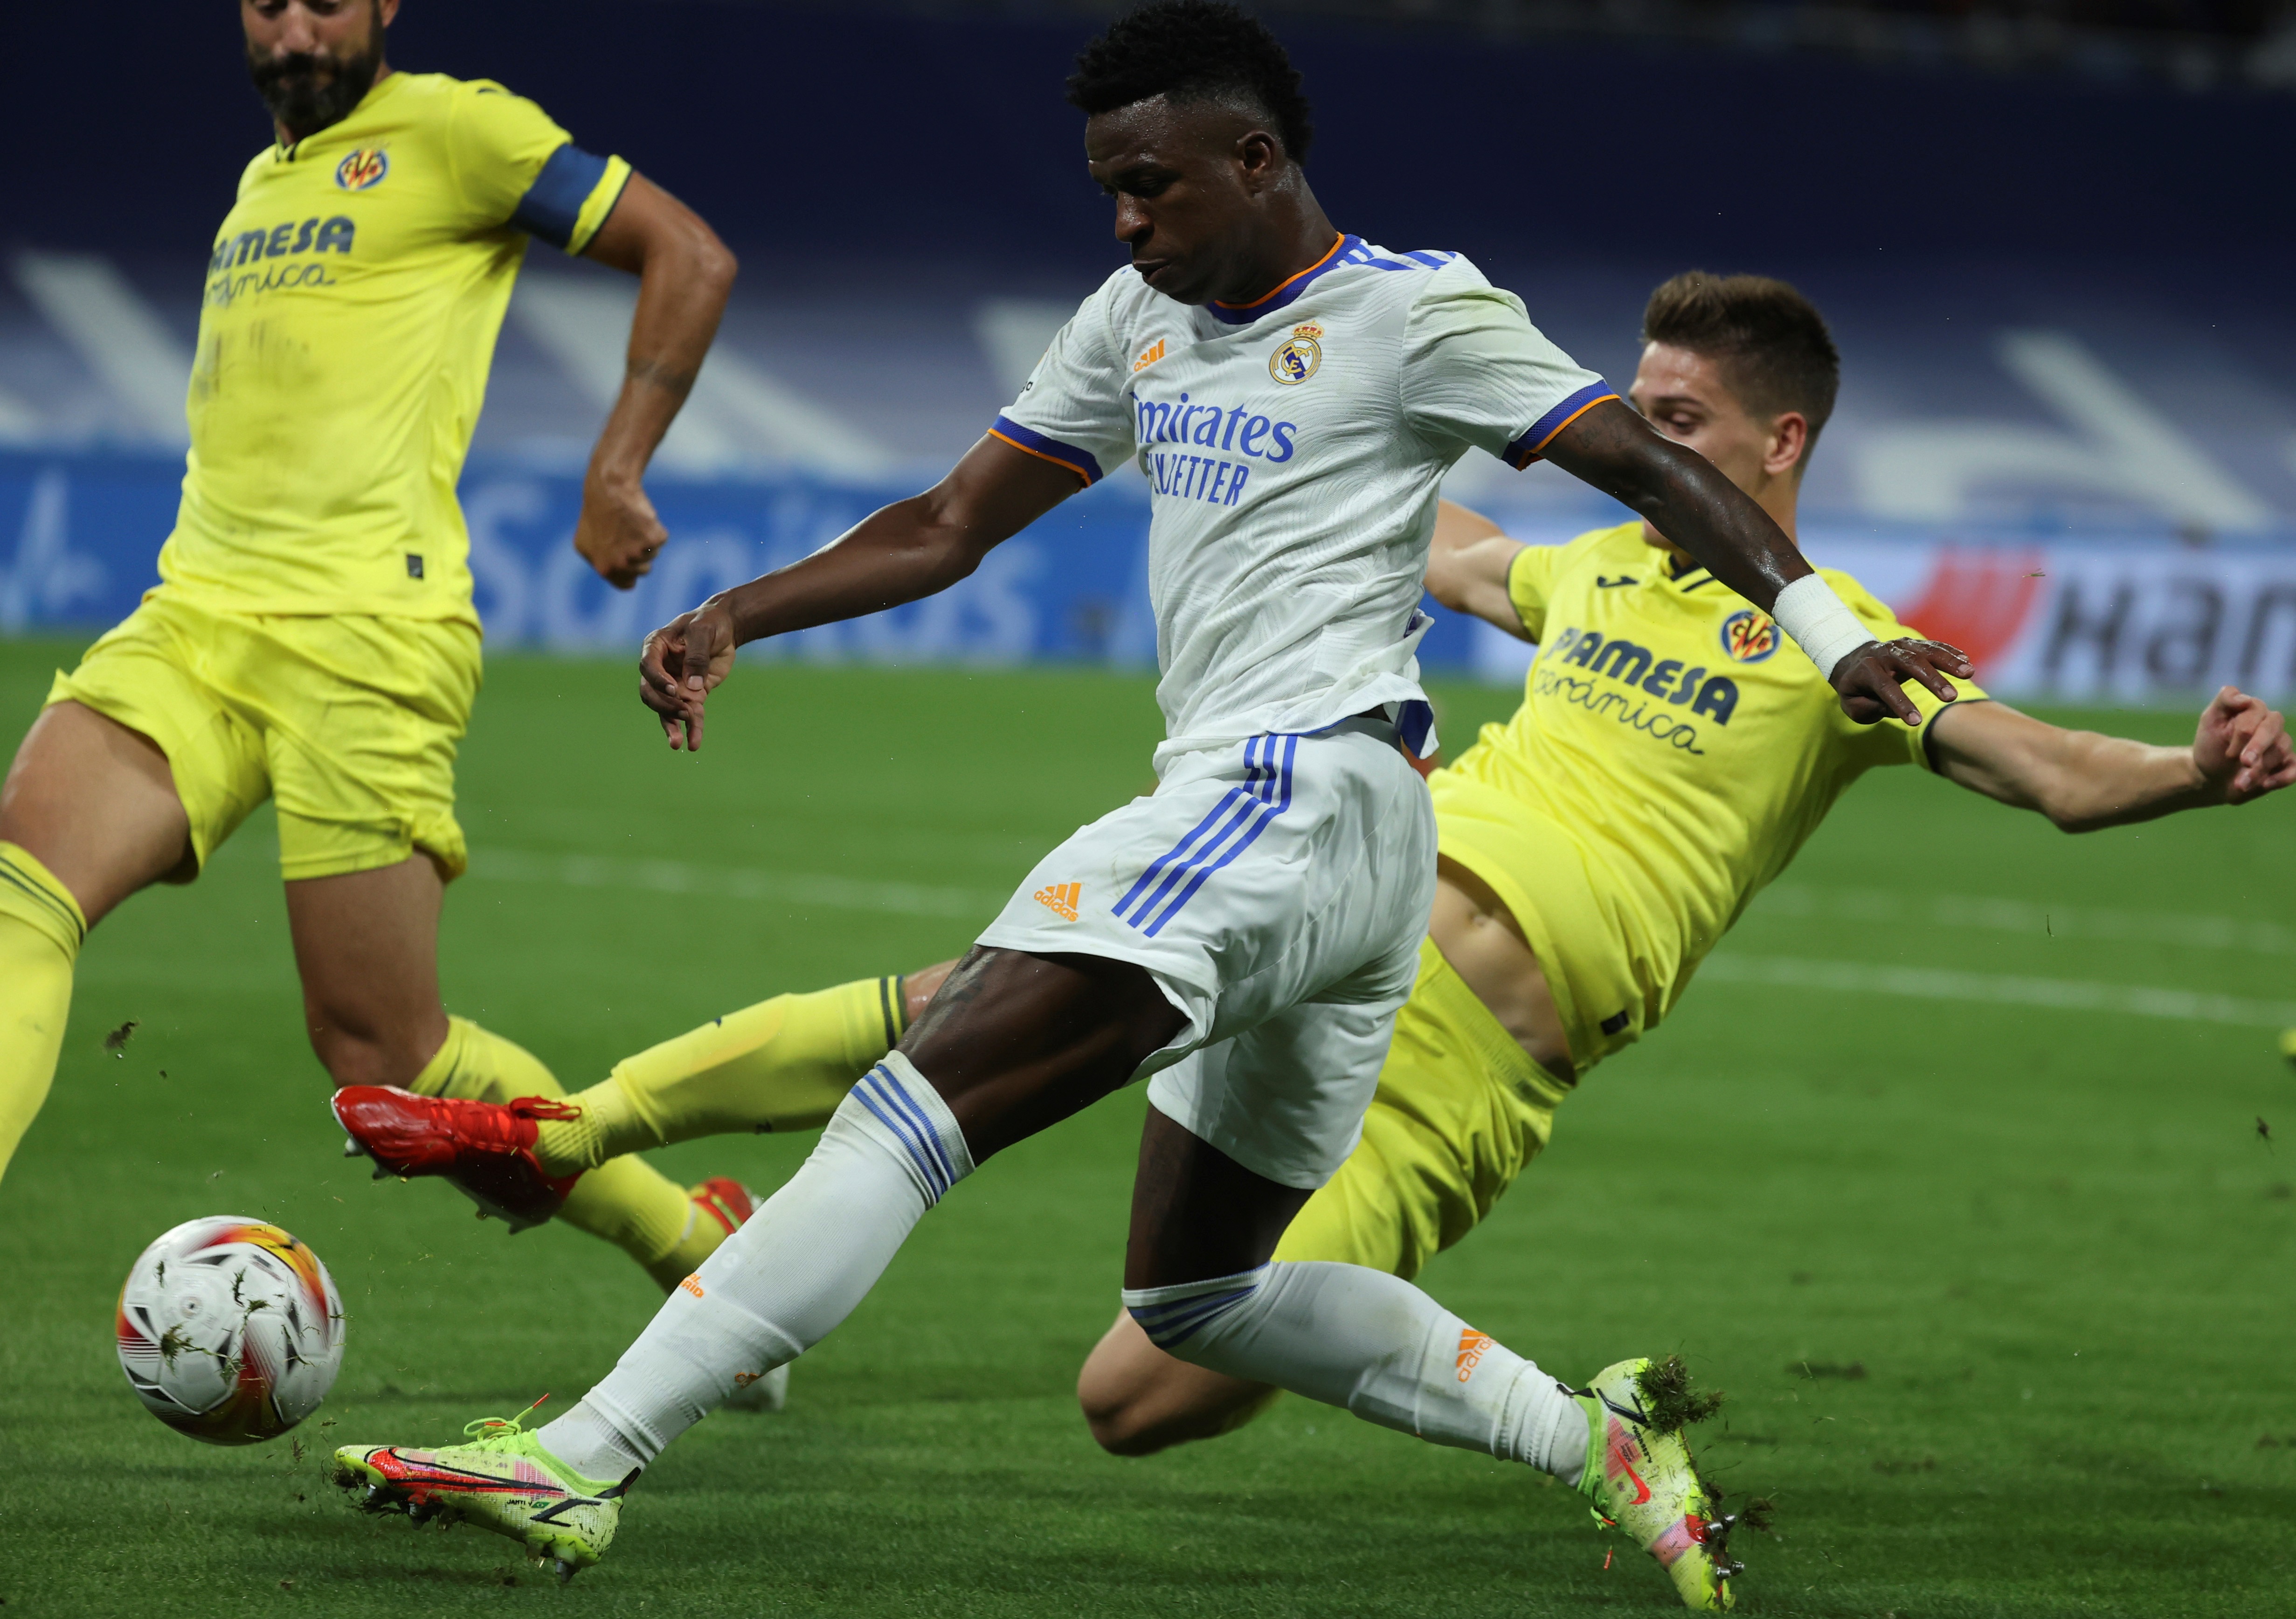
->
[[288, 857, 764, 1284], [1, 702, 196, 921], [285, 857, 453, 1091], [0, 703, 195, 1181]]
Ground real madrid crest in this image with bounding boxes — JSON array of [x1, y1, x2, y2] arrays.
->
[[1269, 323, 1323, 386], [335, 148, 389, 191]]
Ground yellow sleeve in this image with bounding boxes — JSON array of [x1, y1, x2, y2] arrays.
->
[[449, 81, 632, 254], [1503, 544, 1566, 643], [1823, 568, 1990, 772], [1504, 526, 1618, 644]]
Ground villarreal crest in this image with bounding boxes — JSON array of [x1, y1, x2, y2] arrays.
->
[[1719, 609, 1780, 663], [335, 148, 389, 191]]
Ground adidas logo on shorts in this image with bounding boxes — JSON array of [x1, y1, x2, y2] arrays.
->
[[1034, 882, 1081, 921]]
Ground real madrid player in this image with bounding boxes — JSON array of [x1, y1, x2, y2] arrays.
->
[[327, 266, 2293, 1600], [323, 7, 1969, 1603], [0, 0, 773, 1296]]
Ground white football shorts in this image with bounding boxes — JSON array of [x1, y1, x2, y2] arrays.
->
[[975, 718, 1438, 1188]]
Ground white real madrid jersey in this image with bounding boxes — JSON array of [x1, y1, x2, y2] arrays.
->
[[992, 234, 1613, 748]]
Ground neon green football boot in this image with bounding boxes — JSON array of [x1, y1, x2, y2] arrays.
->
[[1573, 1356, 1743, 1611], [331, 1401, 630, 1582], [2279, 1027, 2296, 1070]]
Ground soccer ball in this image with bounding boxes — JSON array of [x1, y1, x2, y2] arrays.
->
[[115, 1217, 346, 1446]]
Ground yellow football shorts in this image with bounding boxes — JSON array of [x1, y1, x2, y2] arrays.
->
[[45, 590, 481, 883], [1273, 936, 1571, 1279]]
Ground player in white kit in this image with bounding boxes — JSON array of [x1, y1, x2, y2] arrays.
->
[[327, 5, 1967, 1605]]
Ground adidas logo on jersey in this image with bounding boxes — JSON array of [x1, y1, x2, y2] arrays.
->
[[1034, 882, 1081, 921], [1132, 339, 1166, 373]]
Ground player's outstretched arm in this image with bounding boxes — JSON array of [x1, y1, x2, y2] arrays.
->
[[638, 435, 1081, 750], [1542, 398, 1971, 725], [570, 174, 739, 589], [1927, 686, 2296, 831], [1425, 500, 1529, 636]]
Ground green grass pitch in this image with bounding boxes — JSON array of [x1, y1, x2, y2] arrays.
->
[[2, 635, 2292, 1617]]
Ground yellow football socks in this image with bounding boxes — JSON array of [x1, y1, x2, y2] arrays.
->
[[0, 843, 86, 1185], [532, 976, 907, 1175], [408, 1014, 697, 1287]]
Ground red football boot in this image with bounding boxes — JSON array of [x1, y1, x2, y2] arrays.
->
[[332, 1086, 583, 1232], [687, 1176, 760, 1238]]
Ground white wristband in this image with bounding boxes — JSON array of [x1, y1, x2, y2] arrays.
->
[[1769, 574, 1874, 680]]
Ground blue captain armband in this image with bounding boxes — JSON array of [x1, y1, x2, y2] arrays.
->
[[512, 144, 633, 254]]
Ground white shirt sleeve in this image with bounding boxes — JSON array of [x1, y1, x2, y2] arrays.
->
[[1399, 273, 1616, 468], [989, 279, 1135, 487]]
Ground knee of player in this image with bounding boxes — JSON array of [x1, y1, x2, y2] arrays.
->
[[1075, 1352, 1159, 1455], [1076, 1318, 1275, 1457]]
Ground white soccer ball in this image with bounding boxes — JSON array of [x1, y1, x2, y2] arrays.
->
[[115, 1216, 346, 1446]]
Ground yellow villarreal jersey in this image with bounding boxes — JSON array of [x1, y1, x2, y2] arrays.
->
[[160, 72, 631, 620], [1430, 521, 1983, 1068]]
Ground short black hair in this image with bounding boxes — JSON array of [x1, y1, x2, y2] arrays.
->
[[1065, 2, 1315, 166], [1642, 271, 1841, 463]]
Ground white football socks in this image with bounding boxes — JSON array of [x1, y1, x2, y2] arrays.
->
[[533, 1055, 1585, 1491], [536, 1054, 973, 1481], [1122, 1260, 1589, 1483]]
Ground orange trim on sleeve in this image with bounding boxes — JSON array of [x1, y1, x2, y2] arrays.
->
[[1510, 392, 1619, 468], [988, 427, 1094, 486]]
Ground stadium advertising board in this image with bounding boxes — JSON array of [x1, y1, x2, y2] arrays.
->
[[5, 450, 2293, 703]]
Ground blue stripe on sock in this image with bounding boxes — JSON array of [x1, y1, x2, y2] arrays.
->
[[860, 1067, 949, 1194], [854, 1068, 946, 1199], [1127, 1286, 1258, 1349], [867, 1065, 958, 1190], [1125, 1292, 1238, 1327]]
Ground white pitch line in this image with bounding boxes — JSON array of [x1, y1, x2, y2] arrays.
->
[[1697, 953, 2296, 1030], [468, 847, 1002, 921], [1755, 884, 2295, 958], [468, 851, 2296, 1029]]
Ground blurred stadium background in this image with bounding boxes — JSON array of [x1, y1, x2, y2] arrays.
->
[[4, 0, 2295, 698], [7, 10, 2296, 1612]]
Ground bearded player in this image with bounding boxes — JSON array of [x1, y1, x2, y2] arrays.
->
[[0, 0, 771, 1295], [316, 1, 1978, 1603], [332, 267, 2288, 1602]]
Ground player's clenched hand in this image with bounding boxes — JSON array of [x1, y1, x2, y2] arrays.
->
[[574, 476, 669, 590], [639, 599, 738, 752], [1828, 637, 1973, 726], [2193, 686, 2296, 804]]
